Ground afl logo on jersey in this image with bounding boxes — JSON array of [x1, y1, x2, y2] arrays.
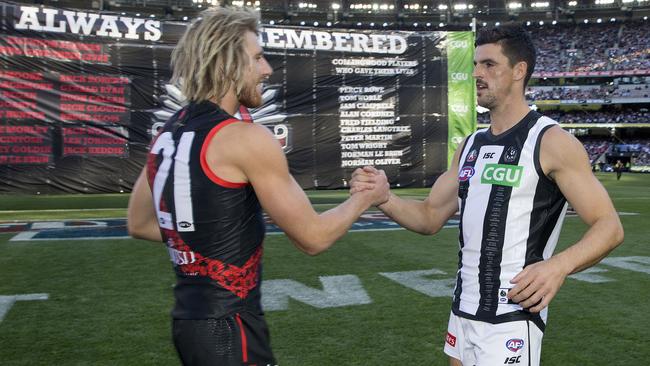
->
[[506, 338, 525, 352], [504, 146, 518, 163], [466, 149, 478, 162], [458, 166, 475, 181]]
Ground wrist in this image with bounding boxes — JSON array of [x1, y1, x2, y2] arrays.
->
[[552, 252, 575, 276], [377, 191, 393, 210]]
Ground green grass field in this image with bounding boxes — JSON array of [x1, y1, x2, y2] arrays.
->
[[0, 172, 648, 365]]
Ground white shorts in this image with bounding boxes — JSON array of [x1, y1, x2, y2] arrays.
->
[[443, 311, 543, 366]]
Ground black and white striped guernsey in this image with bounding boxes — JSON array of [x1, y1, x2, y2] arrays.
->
[[452, 110, 568, 331]]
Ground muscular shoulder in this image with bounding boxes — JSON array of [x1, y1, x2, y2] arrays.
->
[[540, 125, 590, 179], [217, 122, 287, 172], [212, 122, 279, 155]]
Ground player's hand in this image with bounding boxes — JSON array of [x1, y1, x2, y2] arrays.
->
[[350, 166, 389, 206], [508, 257, 570, 313], [366, 168, 389, 206], [350, 166, 380, 194]]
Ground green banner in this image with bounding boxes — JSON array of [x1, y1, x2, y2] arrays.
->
[[446, 32, 476, 167]]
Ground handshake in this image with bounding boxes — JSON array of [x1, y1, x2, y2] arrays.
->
[[349, 166, 391, 208]]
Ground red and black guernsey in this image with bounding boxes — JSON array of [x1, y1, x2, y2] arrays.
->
[[147, 100, 266, 319]]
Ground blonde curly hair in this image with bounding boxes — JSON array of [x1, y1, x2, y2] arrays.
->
[[170, 6, 260, 103]]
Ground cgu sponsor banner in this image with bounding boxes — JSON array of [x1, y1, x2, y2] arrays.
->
[[446, 32, 476, 166], [0, 1, 466, 193]]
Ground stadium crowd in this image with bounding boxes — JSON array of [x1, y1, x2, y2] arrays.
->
[[529, 20, 650, 72], [477, 108, 649, 124], [577, 138, 650, 167], [526, 84, 650, 101]]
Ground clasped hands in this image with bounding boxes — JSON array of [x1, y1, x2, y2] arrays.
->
[[349, 166, 390, 207]]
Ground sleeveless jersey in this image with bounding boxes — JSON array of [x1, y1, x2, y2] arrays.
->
[[453, 110, 568, 331], [147, 100, 266, 319]]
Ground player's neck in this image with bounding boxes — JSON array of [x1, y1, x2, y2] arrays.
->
[[211, 89, 239, 116], [488, 96, 530, 135]]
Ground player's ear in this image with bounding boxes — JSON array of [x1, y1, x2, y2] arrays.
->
[[513, 61, 527, 82]]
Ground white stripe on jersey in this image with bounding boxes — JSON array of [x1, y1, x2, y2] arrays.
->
[[459, 144, 505, 316], [174, 132, 196, 232], [151, 132, 175, 230], [496, 117, 558, 317]]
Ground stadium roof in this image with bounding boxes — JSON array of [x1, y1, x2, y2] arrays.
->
[[14, 0, 650, 28]]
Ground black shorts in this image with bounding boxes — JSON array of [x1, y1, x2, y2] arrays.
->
[[172, 312, 276, 366]]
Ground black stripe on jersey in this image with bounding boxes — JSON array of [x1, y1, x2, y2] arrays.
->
[[475, 128, 526, 318], [525, 125, 567, 266], [452, 133, 480, 310], [453, 194, 467, 306]]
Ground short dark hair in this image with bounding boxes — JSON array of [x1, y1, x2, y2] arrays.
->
[[475, 24, 537, 87]]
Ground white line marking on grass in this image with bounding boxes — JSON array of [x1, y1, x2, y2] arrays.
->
[[0, 293, 49, 323], [10, 234, 132, 242], [0, 208, 123, 213]]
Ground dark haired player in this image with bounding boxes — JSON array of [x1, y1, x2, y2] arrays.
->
[[351, 24, 623, 366]]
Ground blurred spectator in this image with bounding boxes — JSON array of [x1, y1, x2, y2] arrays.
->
[[527, 20, 650, 72], [479, 108, 648, 124]]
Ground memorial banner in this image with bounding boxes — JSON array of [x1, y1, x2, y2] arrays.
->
[[0, 1, 475, 193]]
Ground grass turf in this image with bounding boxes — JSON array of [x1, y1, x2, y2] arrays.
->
[[0, 172, 648, 365]]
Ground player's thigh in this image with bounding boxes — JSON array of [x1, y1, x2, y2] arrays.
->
[[444, 312, 478, 365]]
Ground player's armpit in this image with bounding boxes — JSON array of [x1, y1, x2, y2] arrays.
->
[[127, 168, 163, 242]]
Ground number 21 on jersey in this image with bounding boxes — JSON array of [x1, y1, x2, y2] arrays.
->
[[150, 131, 196, 232]]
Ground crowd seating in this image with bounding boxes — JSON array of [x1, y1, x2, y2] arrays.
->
[[580, 138, 613, 162], [477, 109, 649, 124], [528, 20, 650, 72], [526, 84, 650, 101]]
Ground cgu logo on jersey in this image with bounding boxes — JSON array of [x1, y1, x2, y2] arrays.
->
[[505, 338, 525, 352], [481, 164, 523, 187]]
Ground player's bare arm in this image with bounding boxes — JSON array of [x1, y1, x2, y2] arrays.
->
[[350, 141, 464, 235], [210, 121, 389, 255], [127, 168, 163, 242], [509, 126, 624, 312]]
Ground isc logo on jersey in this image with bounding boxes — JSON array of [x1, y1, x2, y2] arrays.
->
[[481, 164, 523, 187]]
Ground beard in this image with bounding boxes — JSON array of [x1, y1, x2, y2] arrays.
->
[[238, 81, 263, 108], [477, 92, 498, 110]]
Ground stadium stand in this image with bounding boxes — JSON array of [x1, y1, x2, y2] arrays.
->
[[529, 20, 650, 72]]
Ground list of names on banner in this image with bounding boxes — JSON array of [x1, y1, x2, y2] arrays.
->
[[0, 36, 109, 63], [58, 74, 129, 124], [62, 126, 128, 157], [0, 70, 130, 163], [339, 86, 410, 168], [0, 71, 53, 164], [0, 125, 53, 164]]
